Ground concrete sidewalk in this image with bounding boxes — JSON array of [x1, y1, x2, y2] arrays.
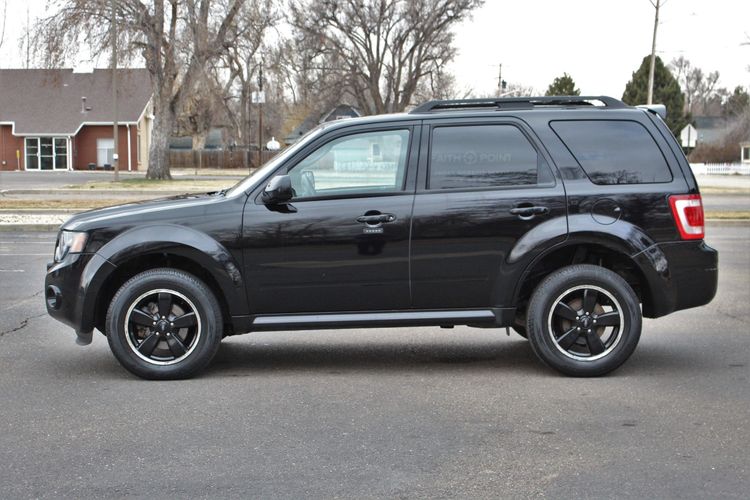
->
[[695, 174, 750, 190]]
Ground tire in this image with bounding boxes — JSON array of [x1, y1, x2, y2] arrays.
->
[[526, 264, 641, 377], [106, 268, 223, 380]]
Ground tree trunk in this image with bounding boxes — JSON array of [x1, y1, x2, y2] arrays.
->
[[192, 129, 209, 150], [147, 99, 174, 180]]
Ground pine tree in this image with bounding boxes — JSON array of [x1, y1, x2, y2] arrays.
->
[[622, 55, 687, 136], [545, 73, 580, 96], [723, 86, 750, 117]]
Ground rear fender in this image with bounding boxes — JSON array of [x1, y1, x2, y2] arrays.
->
[[506, 215, 673, 315]]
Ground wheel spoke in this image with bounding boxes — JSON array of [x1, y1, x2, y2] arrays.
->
[[137, 332, 161, 357], [585, 331, 606, 355], [157, 293, 173, 318], [553, 302, 579, 321], [596, 311, 620, 326], [171, 312, 197, 329], [582, 288, 598, 314], [130, 309, 155, 327], [556, 327, 581, 350], [166, 334, 188, 358]]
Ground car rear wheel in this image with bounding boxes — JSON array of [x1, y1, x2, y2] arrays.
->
[[526, 264, 642, 376], [106, 268, 222, 380]]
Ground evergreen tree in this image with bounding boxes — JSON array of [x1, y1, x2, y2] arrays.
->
[[545, 73, 580, 96], [622, 55, 687, 135], [723, 86, 750, 117]]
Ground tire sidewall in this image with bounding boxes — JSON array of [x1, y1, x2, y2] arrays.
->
[[106, 269, 222, 380], [527, 265, 642, 377]]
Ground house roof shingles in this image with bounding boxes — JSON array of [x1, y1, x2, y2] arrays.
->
[[0, 68, 152, 135]]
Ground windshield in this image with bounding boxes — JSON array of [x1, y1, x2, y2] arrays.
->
[[225, 123, 332, 197]]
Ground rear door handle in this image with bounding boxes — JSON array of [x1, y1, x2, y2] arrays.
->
[[509, 206, 549, 217], [356, 213, 396, 225]]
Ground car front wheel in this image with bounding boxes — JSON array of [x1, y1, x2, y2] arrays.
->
[[106, 268, 223, 380], [526, 264, 642, 376]]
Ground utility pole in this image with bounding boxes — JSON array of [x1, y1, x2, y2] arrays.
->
[[496, 63, 507, 97], [111, 0, 119, 181], [257, 66, 264, 168], [647, 0, 663, 105]]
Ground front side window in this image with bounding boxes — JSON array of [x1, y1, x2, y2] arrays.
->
[[288, 129, 410, 199], [428, 125, 551, 190], [550, 120, 672, 184]]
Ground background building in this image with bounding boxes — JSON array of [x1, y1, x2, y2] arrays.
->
[[0, 68, 152, 172]]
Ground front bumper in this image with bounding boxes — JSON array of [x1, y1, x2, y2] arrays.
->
[[45, 252, 116, 344]]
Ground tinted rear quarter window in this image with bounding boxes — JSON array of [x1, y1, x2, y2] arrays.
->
[[550, 120, 672, 184], [429, 125, 553, 190]]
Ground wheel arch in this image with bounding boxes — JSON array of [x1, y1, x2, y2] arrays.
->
[[511, 229, 672, 319], [82, 225, 247, 335]]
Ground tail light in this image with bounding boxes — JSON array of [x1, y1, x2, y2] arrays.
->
[[669, 194, 705, 240]]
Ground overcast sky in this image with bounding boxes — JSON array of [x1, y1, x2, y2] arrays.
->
[[1, 0, 748, 99], [449, 0, 750, 97]]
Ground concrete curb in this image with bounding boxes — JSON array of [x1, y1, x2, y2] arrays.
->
[[1, 188, 198, 197], [0, 224, 60, 232]]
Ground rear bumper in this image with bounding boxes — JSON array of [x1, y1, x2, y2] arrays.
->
[[636, 240, 718, 318]]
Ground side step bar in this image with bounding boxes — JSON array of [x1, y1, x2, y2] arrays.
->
[[246, 308, 515, 332]]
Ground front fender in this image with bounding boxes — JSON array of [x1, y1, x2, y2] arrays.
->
[[78, 225, 247, 333]]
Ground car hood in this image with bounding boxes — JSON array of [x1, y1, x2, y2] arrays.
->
[[61, 192, 229, 232]]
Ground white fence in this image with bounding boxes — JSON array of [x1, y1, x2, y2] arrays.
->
[[690, 163, 750, 175]]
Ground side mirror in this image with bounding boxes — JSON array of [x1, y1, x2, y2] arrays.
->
[[262, 175, 294, 204]]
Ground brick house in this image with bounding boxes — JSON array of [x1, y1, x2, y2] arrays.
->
[[0, 68, 152, 172]]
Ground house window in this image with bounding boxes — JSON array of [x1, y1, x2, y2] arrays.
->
[[743, 146, 750, 161], [25, 137, 67, 170], [96, 138, 115, 167]]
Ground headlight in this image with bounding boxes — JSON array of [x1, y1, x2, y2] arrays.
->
[[54, 231, 89, 262]]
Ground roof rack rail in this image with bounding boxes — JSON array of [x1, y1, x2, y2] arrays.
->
[[409, 96, 627, 114]]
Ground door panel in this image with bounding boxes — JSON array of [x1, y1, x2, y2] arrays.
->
[[410, 188, 566, 308], [243, 195, 413, 313]]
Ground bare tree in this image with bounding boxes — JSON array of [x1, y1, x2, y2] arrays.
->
[[288, 0, 484, 115], [29, 0, 245, 179], [0, 0, 7, 53], [670, 57, 722, 116], [217, 0, 279, 145]]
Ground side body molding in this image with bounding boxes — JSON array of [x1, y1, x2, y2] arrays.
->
[[78, 224, 248, 333]]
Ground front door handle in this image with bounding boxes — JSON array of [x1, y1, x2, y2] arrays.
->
[[510, 206, 549, 218], [356, 213, 396, 225]]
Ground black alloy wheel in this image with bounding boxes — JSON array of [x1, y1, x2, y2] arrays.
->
[[106, 268, 223, 380], [526, 264, 642, 377], [125, 289, 202, 365]]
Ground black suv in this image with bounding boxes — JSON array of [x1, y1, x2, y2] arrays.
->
[[45, 96, 718, 379]]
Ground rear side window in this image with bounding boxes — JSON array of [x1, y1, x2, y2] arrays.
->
[[550, 120, 672, 184], [428, 125, 553, 190]]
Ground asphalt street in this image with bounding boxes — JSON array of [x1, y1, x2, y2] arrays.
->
[[0, 223, 748, 499]]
